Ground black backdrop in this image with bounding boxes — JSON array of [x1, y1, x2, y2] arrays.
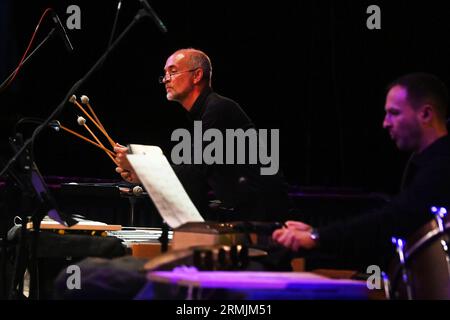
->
[[1, 0, 449, 195]]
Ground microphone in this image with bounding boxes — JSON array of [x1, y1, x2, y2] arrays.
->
[[133, 185, 144, 196], [138, 0, 168, 33], [51, 11, 74, 52], [48, 120, 61, 132]]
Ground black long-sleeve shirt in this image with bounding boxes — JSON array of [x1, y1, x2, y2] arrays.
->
[[317, 134, 450, 268], [172, 87, 289, 222]]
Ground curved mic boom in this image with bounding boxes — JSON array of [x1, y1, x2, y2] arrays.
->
[[138, 0, 168, 33]]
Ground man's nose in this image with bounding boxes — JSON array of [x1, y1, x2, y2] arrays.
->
[[383, 116, 391, 129]]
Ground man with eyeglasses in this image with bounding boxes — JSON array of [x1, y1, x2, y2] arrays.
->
[[114, 48, 289, 222], [53, 49, 292, 301]]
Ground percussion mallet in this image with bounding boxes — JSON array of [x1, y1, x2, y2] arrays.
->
[[69, 95, 114, 145], [59, 124, 116, 157], [80, 95, 116, 148], [77, 116, 118, 166]]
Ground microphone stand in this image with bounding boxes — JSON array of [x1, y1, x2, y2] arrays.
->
[[0, 8, 149, 179], [2, 8, 152, 299], [0, 28, 56, 91]]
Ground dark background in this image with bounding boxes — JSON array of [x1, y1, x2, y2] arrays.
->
[[1, 0, 449, 195]]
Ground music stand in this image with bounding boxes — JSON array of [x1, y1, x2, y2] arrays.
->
[[7, 134, 77, 299], [60, 182, 149, 226]]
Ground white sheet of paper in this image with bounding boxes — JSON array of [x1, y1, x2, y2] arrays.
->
[[128, 144, 163, 156], [127, 152, 205, 228]]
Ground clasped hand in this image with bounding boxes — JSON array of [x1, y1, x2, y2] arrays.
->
[[272, 221, 318, 251], [114, 143, 140, 183]]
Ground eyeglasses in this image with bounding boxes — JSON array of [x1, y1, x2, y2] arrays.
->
[[158, 68, 198, 84]]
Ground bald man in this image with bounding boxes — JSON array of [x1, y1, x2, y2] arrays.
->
[[115, 48, 289, 222]]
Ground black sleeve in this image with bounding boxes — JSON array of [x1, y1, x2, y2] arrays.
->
[[317, 159, 450, 263]]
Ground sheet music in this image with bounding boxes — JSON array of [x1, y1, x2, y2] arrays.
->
[[42, 215, 107, 226], [28, 215, 121, 231], [128, 144, 163, 156], [127, 148, 205, 228]]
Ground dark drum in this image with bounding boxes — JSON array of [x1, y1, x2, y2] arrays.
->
[[388, 213, 450, 299]]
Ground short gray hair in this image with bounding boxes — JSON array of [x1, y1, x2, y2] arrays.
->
[[175, 48, 212, 85]]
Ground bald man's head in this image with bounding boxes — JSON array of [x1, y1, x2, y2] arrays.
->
[[171, 48, 212, 86]]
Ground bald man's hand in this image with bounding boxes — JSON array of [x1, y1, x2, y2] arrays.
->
[[114, 143, 140, 184]]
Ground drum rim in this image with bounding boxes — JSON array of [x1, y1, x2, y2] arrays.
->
[[389, 226, 450, 296]]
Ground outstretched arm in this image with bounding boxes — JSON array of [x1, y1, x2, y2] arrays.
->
[[272, 220, 318, 251]]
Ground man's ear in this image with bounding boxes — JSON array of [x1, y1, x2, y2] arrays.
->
[[193, 68, 204, 84], [420, 104, 433, 123]]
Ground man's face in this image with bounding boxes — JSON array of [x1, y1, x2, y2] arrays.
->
[[383, 85, 422, 152], [162, 52, 194, 102]]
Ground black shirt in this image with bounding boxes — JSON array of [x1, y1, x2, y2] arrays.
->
[[172, 87, 289, 222], [317, 134, 450, 268]]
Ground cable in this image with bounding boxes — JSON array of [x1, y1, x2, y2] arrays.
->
[[1, 9, 148, 179], [0, 8, 54, 93], [13, 117, 44, 135]]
